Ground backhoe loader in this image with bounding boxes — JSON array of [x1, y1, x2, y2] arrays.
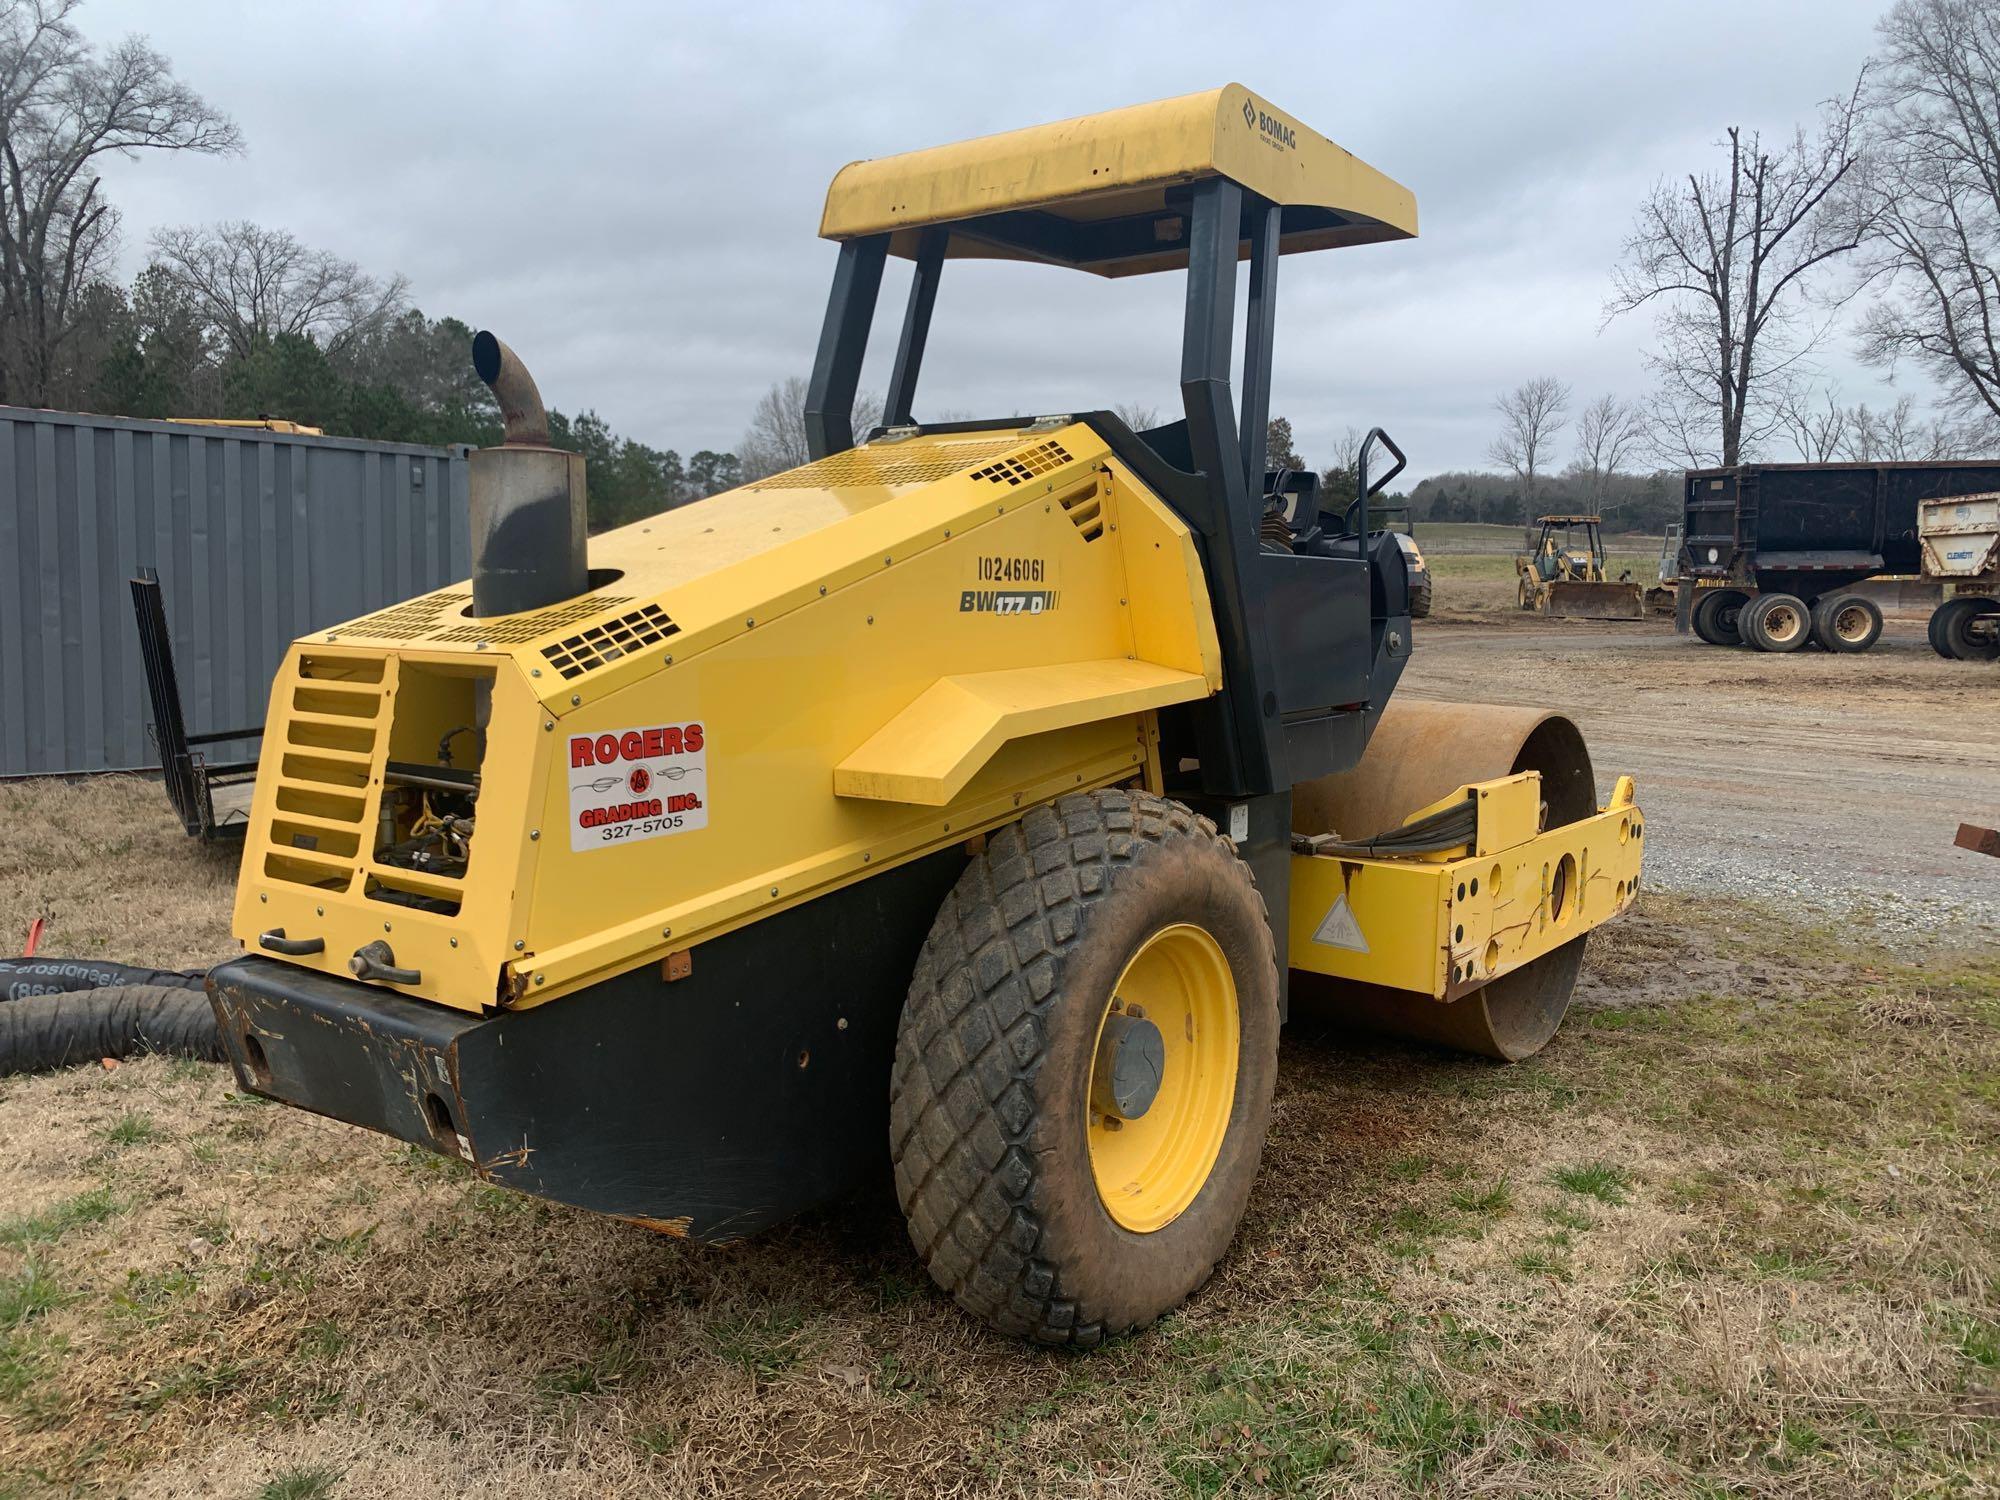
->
[[1515, 514, 1645, 619], [208, 86, 1644, 1345]]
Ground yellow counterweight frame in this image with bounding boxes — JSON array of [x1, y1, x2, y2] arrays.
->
[[1288, 771, 1644, 1002]]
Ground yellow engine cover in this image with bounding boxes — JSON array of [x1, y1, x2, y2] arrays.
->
[[231, 425, 1222, 1011]]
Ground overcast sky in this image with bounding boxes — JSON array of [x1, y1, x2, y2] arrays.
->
[[85, 0, 1921, 483]]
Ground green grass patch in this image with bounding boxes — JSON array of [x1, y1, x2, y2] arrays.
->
[[297, 1320, 349, 1362], [1511, 1249, 1572, 1282], [102, 1111, 158, 1147], [0, 1187, 122, 1248], [1540, 1203, 1596, 1233], [257, 1468, 340, 1500], [111, 1265, 200, 1322], [706, 1304, 814, 1382], [1448, 1176, 1514, 1215], [0, 1261, 68, 1328], [1550, 1162, 1632, 1205], [536, 1341, 643, 1400], [137, 1357, 249, 1412], [1953, 1314, 2000, 1369]]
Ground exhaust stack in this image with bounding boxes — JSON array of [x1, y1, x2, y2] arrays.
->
[[468, 331, 588, 617]]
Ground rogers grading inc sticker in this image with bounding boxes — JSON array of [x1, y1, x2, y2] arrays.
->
[[567, 722, 707, 851]]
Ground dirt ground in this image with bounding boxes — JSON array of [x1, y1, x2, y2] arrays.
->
[[0, 609, 1995, 1498], [1403, 617, 2000, 934]]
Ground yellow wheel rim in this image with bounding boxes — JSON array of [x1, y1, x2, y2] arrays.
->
[[1086, 924, 1239, 1233]]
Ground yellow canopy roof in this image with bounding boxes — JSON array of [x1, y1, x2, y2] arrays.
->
[[819, 85, 1418, 278]]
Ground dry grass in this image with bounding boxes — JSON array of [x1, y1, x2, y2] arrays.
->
[[0, 776, 238, 969], [1422, 551, 1655, 622], [0, 781, 1996, 1497]]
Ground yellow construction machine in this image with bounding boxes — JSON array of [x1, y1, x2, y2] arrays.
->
[[1515, 514, 1645, 619], [209, 87, 1644, 1345]]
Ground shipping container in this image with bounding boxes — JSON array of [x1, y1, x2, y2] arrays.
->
[[0, 406, 470, 777]]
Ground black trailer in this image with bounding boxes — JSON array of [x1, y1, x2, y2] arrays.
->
[[1678, 460, 2000, 653]]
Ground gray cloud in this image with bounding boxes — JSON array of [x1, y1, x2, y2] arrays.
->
[[87, 0, 1913, 481]]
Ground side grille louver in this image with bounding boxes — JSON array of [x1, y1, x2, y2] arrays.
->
[[264, 656, 386, 894]]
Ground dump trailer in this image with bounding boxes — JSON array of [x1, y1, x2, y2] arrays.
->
[[1514, 514, 1645, 619], [207, 87, 1645, 1345], [1920, 494, 2000, 660], [1678, 460, 2000, 653]]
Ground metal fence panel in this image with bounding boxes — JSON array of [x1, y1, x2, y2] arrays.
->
[[0, 407, 470, 776]]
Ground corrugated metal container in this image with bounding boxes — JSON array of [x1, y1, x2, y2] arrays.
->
[[0, 406, 470, 777]]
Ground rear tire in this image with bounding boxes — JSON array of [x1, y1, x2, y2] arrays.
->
[[1741, 592, 1810, 652], [1809, 594, 1882, 654], [1692, 587, 1750, 646], [1929, 603, 1955, 658], [1407, 570, 1432, 620], [890, 789, 1279, 1345], [1937, 596, 2000, 661]]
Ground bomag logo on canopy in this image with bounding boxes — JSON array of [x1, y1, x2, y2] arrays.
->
[[1242, 98, 1297, 150]]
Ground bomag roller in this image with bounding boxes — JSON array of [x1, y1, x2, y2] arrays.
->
[[209, 87, 1645, 1345]]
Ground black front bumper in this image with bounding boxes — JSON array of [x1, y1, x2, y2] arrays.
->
[[208, 846, 965, 1242]]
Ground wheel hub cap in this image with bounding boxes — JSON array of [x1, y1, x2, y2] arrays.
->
[[1091, 1010, 1166, 1120]]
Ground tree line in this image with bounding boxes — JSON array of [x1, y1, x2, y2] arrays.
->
[[0, 0, 744, 531]]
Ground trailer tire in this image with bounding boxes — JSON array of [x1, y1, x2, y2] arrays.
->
[[1809, 594, 1882, 654], [0, 986, 222, 1075], [1691, 587, 1749, 646], [1937, 596, 2000, 661], [1741, 592, 1811, 652], [1929, 603, 1955, 658], [890, 789, 1279, 1346]]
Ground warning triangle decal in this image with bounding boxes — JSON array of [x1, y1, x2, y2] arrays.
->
[[1312, 894, 1369, 953]]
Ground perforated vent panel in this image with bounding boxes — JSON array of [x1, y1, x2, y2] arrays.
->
[[541, 603, 678, 679], [747, 437, 1026, 490], [344, 591, 471, 641], [428, 596, 631, 645], [969, 441, 1076, 487]]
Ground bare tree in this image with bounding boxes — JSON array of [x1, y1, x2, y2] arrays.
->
[[1841, 392, 1971, 458], [1569, 394, 1647, 506], [1319, 424, 1370, 501], [1488, 377, 1572, 514], [1775, 382, 1851, 460], [1111, 402, 1158, 432], [1607, 88, 1869, 466], [1855, 0, 2000, 436], [736, 375, 882, 481], [0, 0, 239, 403], [146, 221, 406, 360]]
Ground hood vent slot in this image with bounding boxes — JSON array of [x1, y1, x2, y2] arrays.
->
[[542, 603, 678, 679], [969, 440, 1075, 487]]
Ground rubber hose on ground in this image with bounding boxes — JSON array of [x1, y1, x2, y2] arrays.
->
[[0, 957, 207, 1002], [0, 985, 223, 1075]]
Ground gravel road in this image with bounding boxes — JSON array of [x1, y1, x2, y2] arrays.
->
[[1402, 617, 1999, 936]]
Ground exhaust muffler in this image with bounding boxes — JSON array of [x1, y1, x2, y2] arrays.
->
[[468, 331, 588, 618]]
